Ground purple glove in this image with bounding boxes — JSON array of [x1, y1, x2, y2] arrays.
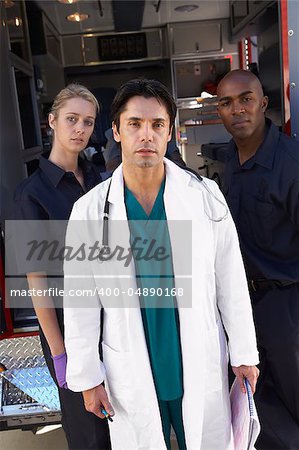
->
[[52, 352, 68, 389]]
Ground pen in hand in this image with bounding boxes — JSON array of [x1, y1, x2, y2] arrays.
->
[[101, 408, 113, 422]]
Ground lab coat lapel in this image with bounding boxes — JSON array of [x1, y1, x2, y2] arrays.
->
[[163, 159, 206, 445], [107, 164, 127, 220], [106, 168, 164, 445], [163, 158, 205, 220], [102, 165, 140, 310], [105, 164, 152, 352], [163, 158, 207, 277]]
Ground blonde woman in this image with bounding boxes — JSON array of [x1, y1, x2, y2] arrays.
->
[[14, 84, 110, 450]]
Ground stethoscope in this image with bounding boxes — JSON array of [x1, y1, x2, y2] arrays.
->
[[98, 168, 229, 260]]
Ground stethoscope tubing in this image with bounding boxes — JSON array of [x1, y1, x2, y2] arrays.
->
[[99, 168, 228, 258]]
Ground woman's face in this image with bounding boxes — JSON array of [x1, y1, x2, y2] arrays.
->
[[49, 97, 96, 154]]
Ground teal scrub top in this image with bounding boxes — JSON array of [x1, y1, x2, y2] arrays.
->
[[125, 180, 183, 401]]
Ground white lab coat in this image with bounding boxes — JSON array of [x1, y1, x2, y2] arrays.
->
[[64, 159, 259, 450]]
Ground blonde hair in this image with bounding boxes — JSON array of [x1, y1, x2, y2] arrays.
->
[[50, 83, 100, 118]]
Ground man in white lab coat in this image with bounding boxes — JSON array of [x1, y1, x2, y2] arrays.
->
[[64, 79, 259, 450]]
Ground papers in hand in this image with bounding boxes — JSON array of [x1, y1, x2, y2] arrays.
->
[[230, 377, 260, 450]]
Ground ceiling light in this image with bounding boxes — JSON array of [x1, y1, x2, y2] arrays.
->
[[4, 0, 15, 7], [8, 17, 22, 27], [174, 4, 199, 13], [66, 13, 89, 22], [58, 0, 79, 4]]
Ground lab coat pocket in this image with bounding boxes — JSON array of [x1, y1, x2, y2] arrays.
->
[[102, 343, 132, 398], [204, 326, 222, 393]]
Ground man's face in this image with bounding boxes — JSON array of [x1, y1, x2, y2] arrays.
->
[[112, 96, 172, 170], [217, 76, 268, 141]]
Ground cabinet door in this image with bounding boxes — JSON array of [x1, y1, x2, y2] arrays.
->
[[248, 0, 272, 16], [62, 36, 84, 66], [171, 22, 222, 56], [231, 1, 249, 28]]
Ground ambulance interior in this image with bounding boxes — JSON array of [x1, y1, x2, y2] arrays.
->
[[1, 0, 296, 433], [0, 0, 290, 399]]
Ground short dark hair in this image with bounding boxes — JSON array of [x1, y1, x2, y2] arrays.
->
[[111, 78, 177, 131]]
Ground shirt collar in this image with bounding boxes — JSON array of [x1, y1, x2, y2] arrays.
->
[[39, 152, 65, 187], [39, 152, 94, 188], [227, 119, 278, 170]]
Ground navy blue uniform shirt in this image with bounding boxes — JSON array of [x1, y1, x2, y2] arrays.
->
[[13, 153, 102, 316], [223, 119, 299, 281], [14, 152, 102, 220]]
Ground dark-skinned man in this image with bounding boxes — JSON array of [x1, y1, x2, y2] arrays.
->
[[217, 69, 299, 450]]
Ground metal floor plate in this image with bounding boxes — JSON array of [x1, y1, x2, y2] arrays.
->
[[0, 336, 60, 412], [0, 336, 45, 370], [2, 367, 60, 410]]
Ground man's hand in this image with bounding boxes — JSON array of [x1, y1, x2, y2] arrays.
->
[[232, 365, 259, 394], [83, 384, 115, 419]]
